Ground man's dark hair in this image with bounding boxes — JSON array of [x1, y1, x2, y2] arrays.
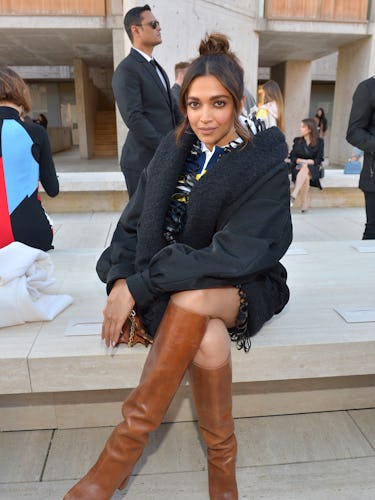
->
[[174, 61, 190, 79], [124, 4, 151, 42]]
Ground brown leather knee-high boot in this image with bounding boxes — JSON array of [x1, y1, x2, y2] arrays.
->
[[189, 356, 238, 500], [64, 302, 208, 500]]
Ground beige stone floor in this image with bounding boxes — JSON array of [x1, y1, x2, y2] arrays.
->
[[1, 206, 375, 499], [0, 409, 374, 499]]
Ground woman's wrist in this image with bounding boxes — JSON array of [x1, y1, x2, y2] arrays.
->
[[113, 279, 135, 307]]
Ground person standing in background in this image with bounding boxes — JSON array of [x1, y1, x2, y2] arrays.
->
[[0, 67, 58, 251], [170, 61, 190, 105], [314, 107, 327, 139], [112, 4, 181, 197], [34, 113, 48, 129], [347, 77, 375, 239], [256, 80, 285, 132]]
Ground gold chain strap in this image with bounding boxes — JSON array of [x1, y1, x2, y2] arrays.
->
[[127, 309, 136, 347]]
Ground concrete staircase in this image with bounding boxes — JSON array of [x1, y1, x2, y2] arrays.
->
[[93, 110, 117, 158]]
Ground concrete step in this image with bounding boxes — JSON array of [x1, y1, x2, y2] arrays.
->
[[1, 240, 374, 431], [40, 170, 363, 212], [41, 172, 128, 212]]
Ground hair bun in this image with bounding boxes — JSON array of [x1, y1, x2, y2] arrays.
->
[[199, 33, 231, 56]]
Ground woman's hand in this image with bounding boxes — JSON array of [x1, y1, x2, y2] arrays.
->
[[102, 279, 135, 348], [297, 157, 313, 165]]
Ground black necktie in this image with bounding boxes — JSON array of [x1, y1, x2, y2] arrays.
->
[[150, 59, 167, 90]]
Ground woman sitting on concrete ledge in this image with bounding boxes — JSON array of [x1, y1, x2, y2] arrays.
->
[[64, 32, 292, 500], [0, 66, 59, 251]]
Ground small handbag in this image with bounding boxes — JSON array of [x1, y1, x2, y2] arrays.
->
[[319, 165, 325, 178], [118, 309, 153, 347]]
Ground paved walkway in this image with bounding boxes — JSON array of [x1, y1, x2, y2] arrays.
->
[[1, 204, 374, 499]]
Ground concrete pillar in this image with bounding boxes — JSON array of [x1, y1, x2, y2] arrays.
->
[[73, 58, 97, 159], [272, 61, 312, 149], [330, 36, 375, 166], [112, 26, 128, 160]]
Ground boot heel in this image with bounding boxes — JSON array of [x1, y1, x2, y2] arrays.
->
[[118, 477, 128, 490]]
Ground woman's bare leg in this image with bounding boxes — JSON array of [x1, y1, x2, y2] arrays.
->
[[173, 289, 240, 499], [171, 287, 239, 367], [291, 164, 310, 201], [300, 175, 310, 211], [65, 288, 239, 500]]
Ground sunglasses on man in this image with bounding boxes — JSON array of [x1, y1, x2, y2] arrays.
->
[[137, 20, 160, 29]]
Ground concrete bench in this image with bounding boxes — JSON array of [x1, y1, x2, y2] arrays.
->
[[38, 170, 364, 212], [40, 172, 128, 212], [1, 242, 374, 431]]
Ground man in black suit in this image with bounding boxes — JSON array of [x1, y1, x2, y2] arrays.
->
[[347, 76, 375, 239], [112, 4, 181, 197]]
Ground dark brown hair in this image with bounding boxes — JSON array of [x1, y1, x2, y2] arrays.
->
[[174, 61, 190, 79], [176, 33, 251, 143], [0, 66, 31, 113], [124, 4, 151, 42], [301, 118, 319, 147]]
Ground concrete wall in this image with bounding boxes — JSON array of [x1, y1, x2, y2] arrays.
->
[[47, 127, 72, 153], [113, 0, 260, 158], [330, 36, 375, 166], [119, 0, 259, 95], [272, 60, 312, 149]]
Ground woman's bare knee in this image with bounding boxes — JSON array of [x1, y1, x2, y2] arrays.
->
[[171, 288, 239, 327], [193, 319, 231, 369], [171, 289, 206, 312]]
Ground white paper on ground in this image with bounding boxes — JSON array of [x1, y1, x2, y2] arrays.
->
[[352, 243, 375, 253], [285, 246, 308, 255], [334, 306, 375, 323], [65, 318, 103, 336]]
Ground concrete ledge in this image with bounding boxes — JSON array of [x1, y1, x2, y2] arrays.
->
[[48, 170, 359, 192], [1, 241, 374, 429], [38, 170, 364, 212], [40, 172, 128, 212]]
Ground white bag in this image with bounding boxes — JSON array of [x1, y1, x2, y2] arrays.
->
[[0, 242, 73, 327]]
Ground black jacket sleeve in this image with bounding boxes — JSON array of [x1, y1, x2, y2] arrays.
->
[[29, 125, 59, 197], [346, 79, 375, 153], [124, 168, 292, 309], [289, 137, 300, 167], [313, 138, 324, 166], [38, 129, 59, 197], [96, 169, 147, 284]]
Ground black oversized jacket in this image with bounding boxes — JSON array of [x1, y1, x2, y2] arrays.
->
[[97, 127, 293, 340], [346, 76, 375, 192]]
